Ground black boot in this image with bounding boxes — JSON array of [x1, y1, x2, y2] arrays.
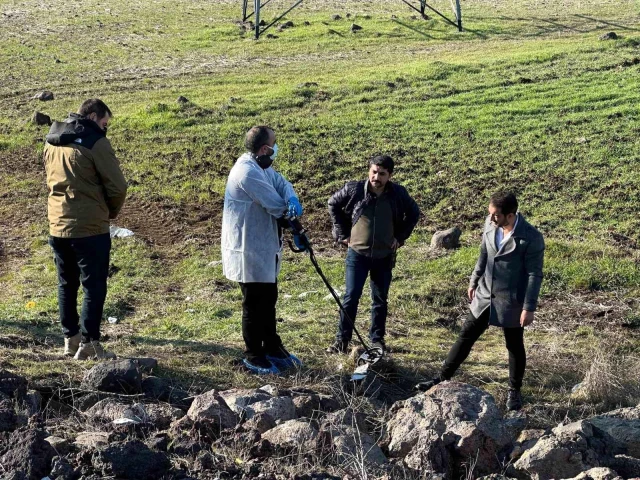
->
[[414, 377, 442, 392], [326, 340, 349, 354], [506, 389, 523, 411]]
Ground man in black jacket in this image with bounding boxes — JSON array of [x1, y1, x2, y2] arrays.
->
[[326, 155, 420, 354]]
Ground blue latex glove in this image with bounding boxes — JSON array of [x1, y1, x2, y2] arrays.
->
[[287, 196, 303, 218], [293, 234, 308, 252]]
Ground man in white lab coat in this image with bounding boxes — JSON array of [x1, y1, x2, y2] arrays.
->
[[221, 126, 304, 374]]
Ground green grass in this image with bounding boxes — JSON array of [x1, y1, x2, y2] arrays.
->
[[1, 0, 640, 424]]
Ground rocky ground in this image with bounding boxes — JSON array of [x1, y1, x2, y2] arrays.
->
[[0, 360, 639, 480]]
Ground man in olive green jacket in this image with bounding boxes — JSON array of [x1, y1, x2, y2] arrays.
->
[[44, 98, 127, 360]]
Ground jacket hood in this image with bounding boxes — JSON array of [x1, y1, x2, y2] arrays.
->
[[45, 113, 106, 147]]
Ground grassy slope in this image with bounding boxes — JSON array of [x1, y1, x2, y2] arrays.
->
[[1, 0, 640, 424]]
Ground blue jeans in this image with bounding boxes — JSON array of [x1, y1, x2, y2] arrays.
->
[[336, 248, 394, 344], [49, 233, 111, 342]]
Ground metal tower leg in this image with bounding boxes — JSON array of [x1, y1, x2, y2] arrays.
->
[[242, 0, 248, 21], [254, 0, 260, 39]]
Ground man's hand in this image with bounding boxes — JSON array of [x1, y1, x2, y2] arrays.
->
[[391, 238, 401, 250], [341, 237, 350, 246], [467, 287, 476, 302], [520, 310, 534, 327]]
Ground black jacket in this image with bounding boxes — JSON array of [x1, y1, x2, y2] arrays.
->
[[328, 180, 421, 245]]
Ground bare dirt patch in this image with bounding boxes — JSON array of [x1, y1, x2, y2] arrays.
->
[[114, 196, 223, 247]]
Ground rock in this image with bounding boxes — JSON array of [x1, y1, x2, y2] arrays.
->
[[23, 390, 42, 416], [600, 32, 618, 40], [265, 34, 278, 39], [331, 14, 342, 20], [33, 90, 54, 101], [0, 370, 28, 399], [81, 360, 142, 394], [219, 388, 272, 415], [610, 454, 640, 478], [45, 435, 70, 455], [75, 431, 112, 449], [262, 419, 318, 452], [0, 398, 17, 432], [146, 403, 185, 430], [246, 396, 297, 422], [168, 414, 194, 437], [133, 357, 158, 373], [92, 440, 171, 479], [0, 428, 55, 479], [142, 376, 192, 408], [32, 111, 52, 126], [318, 394, 341, 413], [504, 411, 528, 441], [84, 398, 133, 422], [514, 420, 623, 480], [280, 20, 294, 29], [476, 476, 513, 480], [75, 392, 105, 412], [169, 434, 205, 456], [50, 455, 77, 480], [565, 467, 622, 480], [187, 389, 238, 430], [430, 227, 462, 249], [350, 23, 362, 32], [509, 428, 546, 460], [386, 381, 510, 475], [322, 408, 368, 433], [588, 406, 640, 457], [146, 432, 169, 452], [249, 438, 274, 459], [176, 95, 189, 105], [193, 450, 219, 471], [293, 394, 321, 418], [244, 412, 277, 434], [323, 424, 387, 467]]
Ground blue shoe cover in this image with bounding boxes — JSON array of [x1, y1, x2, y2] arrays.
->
[[267, 353, 303, 370], [243, 358, 280, 375]]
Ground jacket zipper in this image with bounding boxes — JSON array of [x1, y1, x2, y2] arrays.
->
[[371, 197, 377, 257]]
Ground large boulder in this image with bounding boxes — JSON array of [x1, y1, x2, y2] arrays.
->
[[91, 440, 171, 479], [292, 394, 321, 418], [0, 428, 55, 479], [187, 389, 238, 430], [513, 420, 622, 480], [588, 405, 640, 457], [385, 381, 511, 476], [81, 360, 142, 394], [431, 227, 462, 249], [262, 419, 318, 453]]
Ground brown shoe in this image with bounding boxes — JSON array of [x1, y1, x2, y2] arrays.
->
[[64, 333, 81, 357], [74, 341, 116, 361]]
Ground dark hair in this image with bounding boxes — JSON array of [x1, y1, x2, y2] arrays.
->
[[245, 126, 273, 154], [369, 155, 394, 174], [78, 99, 112, 119], [489, 191, 518, 215]]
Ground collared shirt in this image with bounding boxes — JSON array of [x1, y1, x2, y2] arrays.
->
[[496, 214, 519, 251]]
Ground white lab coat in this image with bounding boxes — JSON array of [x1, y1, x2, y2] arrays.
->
[[221, 153, 296, 283]]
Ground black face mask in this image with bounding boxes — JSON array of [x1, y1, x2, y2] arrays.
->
[[255, 154, 274, 169], [255, 145, 275, 169]]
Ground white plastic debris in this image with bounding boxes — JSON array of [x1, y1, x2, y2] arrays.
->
[[113, 417, 140, 426], [351, 362, 370, 382], [283, 294, 293, 299], [107, 316, 119, 324], [109, 226, 134, 238], [298, 290, 319, 299], [185, 296, 192, 302], [207, 260, 223, 268], [571, 382, 583, 393], [185, 308, 195, 313]]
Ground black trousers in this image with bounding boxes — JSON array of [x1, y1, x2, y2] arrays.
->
[[441, 309, 526, 390], [49, 233, 111, 343], [239, 282, 283, 362]]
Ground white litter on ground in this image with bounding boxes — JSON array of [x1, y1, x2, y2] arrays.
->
[[107, 317, 119, 324], [109, 226, 134, 238]]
